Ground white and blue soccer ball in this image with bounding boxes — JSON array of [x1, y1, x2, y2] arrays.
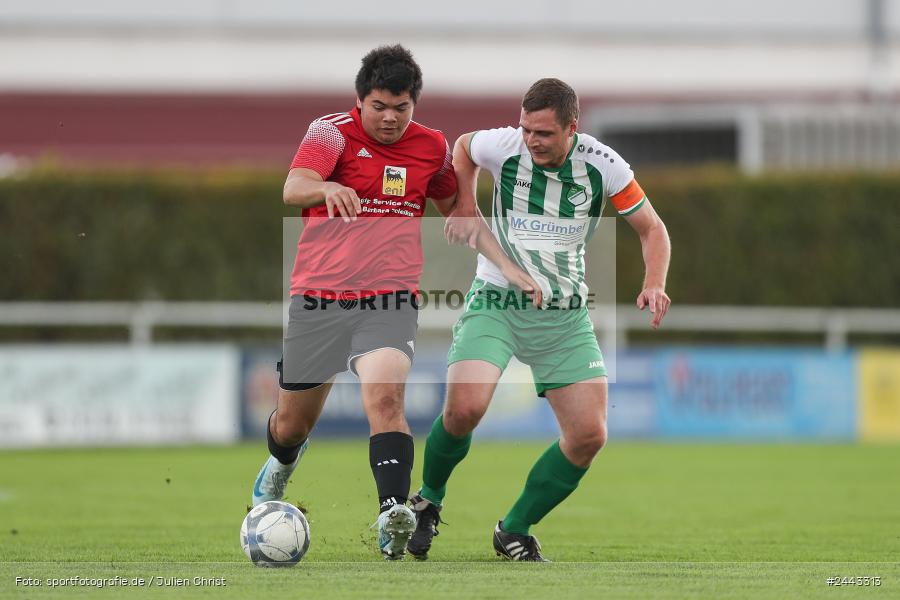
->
[[240, 501, 310, 567]]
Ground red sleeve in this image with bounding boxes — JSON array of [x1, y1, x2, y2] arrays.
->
[[290, 119, 346, 180], [425, 139, 457, 199]]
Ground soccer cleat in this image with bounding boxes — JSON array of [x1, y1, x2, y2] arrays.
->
[[250, 439, 309, 507], [492, 521, 550, 562], [372, 505, 416, 560], [406, 493, 444, 560]]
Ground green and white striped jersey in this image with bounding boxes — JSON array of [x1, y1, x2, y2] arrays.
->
[[470, 127, 646, 308]]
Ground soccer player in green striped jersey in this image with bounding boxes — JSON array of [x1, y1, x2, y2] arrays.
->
[[407, 78, 671, 561]]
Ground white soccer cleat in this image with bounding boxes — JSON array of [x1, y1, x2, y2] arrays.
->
[[251, 440, 309, 507], [373, 505, 416, 561]]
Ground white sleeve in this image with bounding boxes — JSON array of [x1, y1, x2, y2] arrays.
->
[[597, 144, 635, 196], [468, 127, 522, 177]]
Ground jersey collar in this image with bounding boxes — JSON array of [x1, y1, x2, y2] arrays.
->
[[533, 133, 578, 173]]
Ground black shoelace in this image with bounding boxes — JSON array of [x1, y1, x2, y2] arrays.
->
[[520, 535, 542, 559], [419, 503, 445, 536]]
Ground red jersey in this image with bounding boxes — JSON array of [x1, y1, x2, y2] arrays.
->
[[288, 107, 456, 297]]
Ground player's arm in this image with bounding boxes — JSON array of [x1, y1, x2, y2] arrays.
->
[[623, 197, 671, 329], [430, 192, 458, 217], [448, 133, 514, 273], [432, 187, 542, 303], [283, 168, 361, 223], [448, 132, 542, 305], [472, 204, 543, 306], [443, 132, 481, 248]]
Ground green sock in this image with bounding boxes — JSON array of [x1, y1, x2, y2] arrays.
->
[[419, 415, 472, 505], [502, 440, 589, 535]]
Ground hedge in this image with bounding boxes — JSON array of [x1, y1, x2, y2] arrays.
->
[[2, 167, 898, 307]]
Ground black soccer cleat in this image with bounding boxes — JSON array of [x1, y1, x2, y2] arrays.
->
[[406, 493, 444, 560], [492, 521, 550, 562]]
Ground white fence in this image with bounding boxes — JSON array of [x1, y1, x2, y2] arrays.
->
[[2, 302, 899, 351], [588, 102, 900, 173]]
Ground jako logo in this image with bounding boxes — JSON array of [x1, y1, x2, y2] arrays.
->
[[515, 179, 531, 189], [589, 360, 604, 369]]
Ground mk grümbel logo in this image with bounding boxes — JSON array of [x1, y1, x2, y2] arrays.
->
[[507, 214, 589, 252], [509, 216, 587, 236]]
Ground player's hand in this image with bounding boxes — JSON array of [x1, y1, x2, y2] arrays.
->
[[636, 286, 670, 329], [501, 263, 543, 308], [444, 201, 479, 248], [323, 182, 361, 222]]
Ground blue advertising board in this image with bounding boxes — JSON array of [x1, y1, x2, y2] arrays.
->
[[240, 346, 858, 441], [652, 349, 856, 440]]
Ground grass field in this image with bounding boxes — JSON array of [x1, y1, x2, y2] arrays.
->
[[1, 441, 899, 598]]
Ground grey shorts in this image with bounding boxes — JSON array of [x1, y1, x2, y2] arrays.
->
[[278, 293, 418, 391]]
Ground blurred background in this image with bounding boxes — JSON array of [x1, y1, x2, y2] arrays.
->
[[2, 0, 899, 446]]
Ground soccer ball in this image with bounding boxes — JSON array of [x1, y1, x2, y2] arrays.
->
[[240, 501, 310, 567]]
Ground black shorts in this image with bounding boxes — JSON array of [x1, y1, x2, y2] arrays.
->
[[278, 292, 419, 391]]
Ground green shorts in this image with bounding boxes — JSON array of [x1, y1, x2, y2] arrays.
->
[[448, 279, 607, 396]]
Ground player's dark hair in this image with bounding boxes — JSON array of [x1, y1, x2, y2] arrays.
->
[[522, 78, 580, 127], [355, 44, 423, 103]]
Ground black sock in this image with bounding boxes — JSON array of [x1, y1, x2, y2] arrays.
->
[[369, 431, 414, 513], [266, 410, 305, 465]]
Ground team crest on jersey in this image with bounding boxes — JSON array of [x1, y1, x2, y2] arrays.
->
[[567, 184, 588, 207], [383, 166, 407, 196]]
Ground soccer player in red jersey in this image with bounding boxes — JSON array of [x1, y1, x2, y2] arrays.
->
[[250, 45, 538, 560]]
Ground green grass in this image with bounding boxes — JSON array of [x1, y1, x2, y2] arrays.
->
[[1, 441, 899, 598]]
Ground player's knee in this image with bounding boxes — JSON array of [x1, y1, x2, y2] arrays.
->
[[272, 411, 311, 446], [588, 425, 608, 455], [367, 393, 406, 428], [443, 403, 484, 436], [574, 425, 607, 459], [594, 425, 609, 453]]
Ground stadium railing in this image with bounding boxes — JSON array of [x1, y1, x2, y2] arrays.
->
[[2, 302, 899, 350]]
